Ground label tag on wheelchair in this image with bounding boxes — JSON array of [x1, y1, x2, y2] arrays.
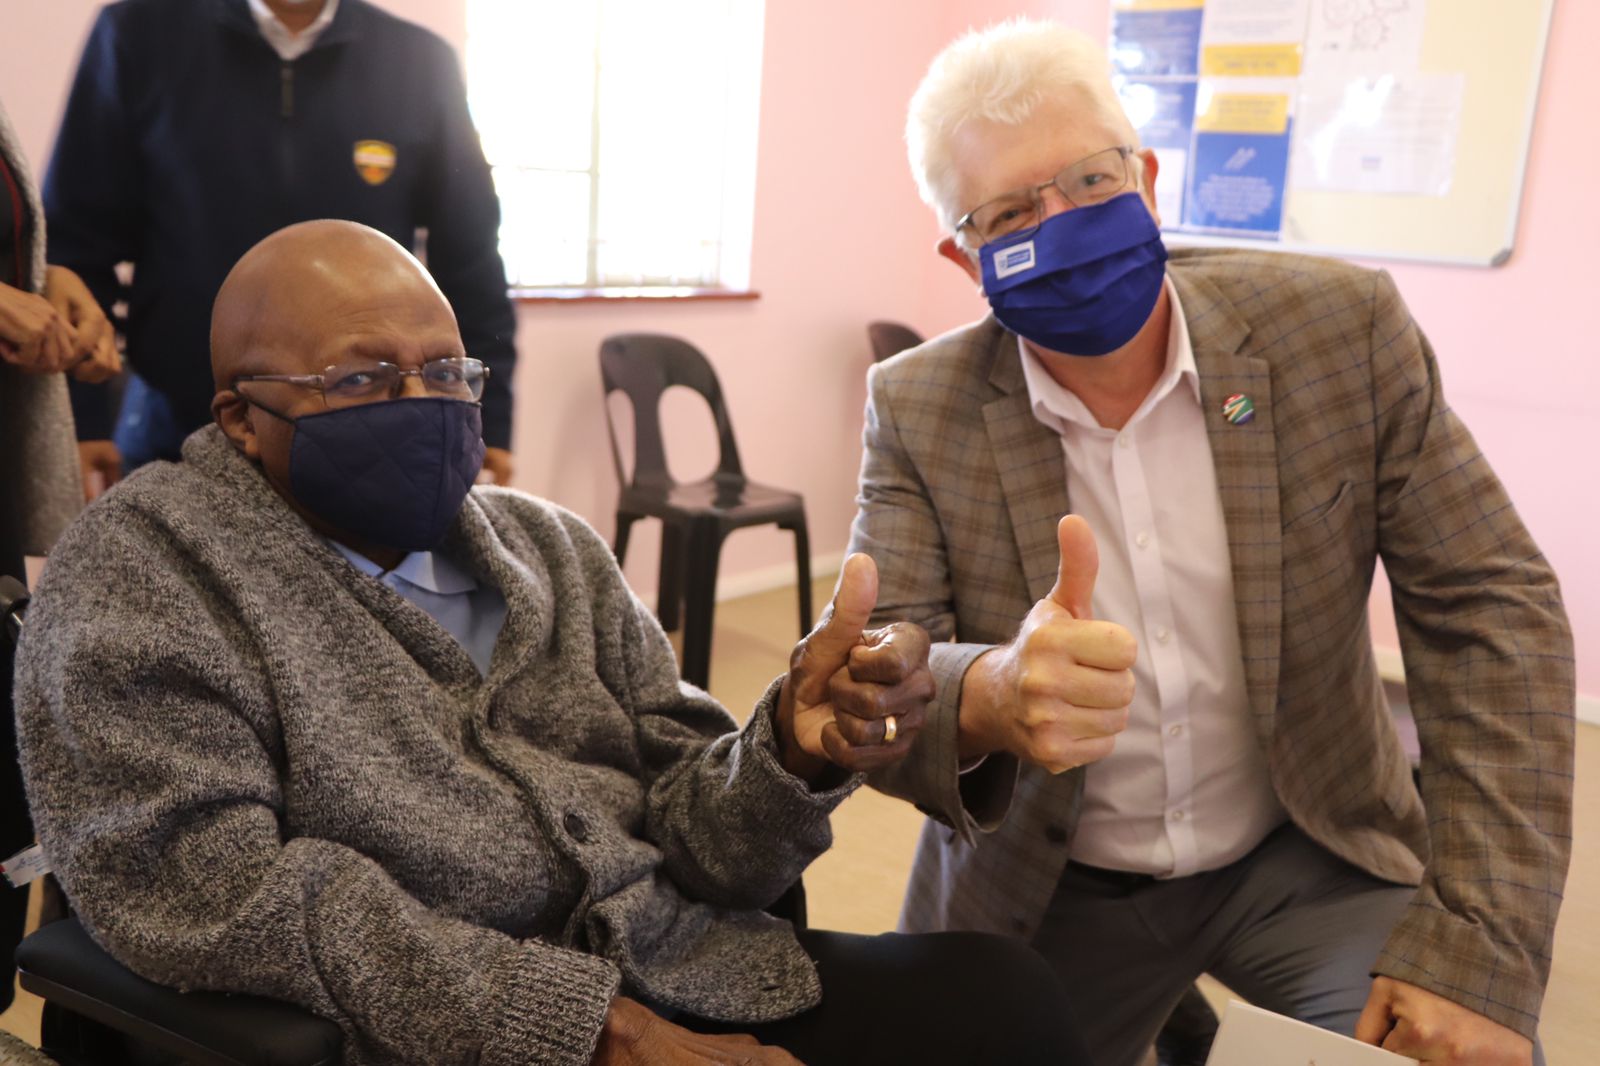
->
[[1, 843, 51, 888]]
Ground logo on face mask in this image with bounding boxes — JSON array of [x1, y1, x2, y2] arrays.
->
[[993, 241, 1037, 279], [353, 140, 397, 186]]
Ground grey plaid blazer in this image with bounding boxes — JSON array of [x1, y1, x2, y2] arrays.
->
[[848, 248, 1574, 1039]]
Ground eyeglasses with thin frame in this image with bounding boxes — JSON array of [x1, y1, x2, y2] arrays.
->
[[955, 145, 1137, 248], [232, 356, 490, 409]]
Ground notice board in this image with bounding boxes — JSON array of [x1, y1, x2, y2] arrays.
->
[[1109, 0, 1555, 266]]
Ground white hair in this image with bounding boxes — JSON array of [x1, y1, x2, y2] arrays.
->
[[906, 19, 1138, 233]]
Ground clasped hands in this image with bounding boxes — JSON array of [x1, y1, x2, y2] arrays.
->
[[594, 555, 934, 1066], [0, 265, 120, 382], [777, 551, 935, 782]]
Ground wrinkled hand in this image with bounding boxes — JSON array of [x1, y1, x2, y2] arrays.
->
[[77, 440, 122, 502], [592, 995, 804, 1065], [1355, 977, 1533, 1065], [43, 265, 120, 383], [958, 515, 1136, 773], [778, 553, 935, 780], [0, 280, 79, 374], [480, 446, 513, 485]]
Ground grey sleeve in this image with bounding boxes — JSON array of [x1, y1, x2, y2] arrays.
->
[[565, 511, 861, 912], [15, 515, 618, 1066], [846, 367, 1018, 842]]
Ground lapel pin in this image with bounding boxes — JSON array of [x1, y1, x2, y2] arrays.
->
[[1222, 393, 1256, 425]]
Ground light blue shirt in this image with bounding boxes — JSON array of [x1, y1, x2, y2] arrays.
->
[[328, 541, 508, 676]]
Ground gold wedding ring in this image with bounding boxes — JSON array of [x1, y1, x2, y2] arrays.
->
[[882, 714, 898, 744]]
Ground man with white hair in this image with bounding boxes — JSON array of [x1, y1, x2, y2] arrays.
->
[[853, 19, 1574, 1066]]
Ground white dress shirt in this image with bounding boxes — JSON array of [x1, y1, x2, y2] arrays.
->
[[1019, 277, 1286, 877], [247, 0, 340, 62]]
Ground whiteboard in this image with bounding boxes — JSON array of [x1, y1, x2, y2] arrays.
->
[[1110, 0, 1556, 267]]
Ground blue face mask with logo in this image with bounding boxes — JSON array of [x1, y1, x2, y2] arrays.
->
[[978, 191, 1169, 357], [257, 396, 486, 551]]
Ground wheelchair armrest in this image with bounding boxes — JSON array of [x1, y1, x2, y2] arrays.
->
[[16, 917, 343, 1066]]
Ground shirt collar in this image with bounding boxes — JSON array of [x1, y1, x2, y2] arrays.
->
[[1019, 274, 1199, 433], [246, 0, 340, 61], [326, 539, 480, 596]]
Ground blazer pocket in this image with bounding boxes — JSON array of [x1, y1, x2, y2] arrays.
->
[[1282, 479, 1355, 537]]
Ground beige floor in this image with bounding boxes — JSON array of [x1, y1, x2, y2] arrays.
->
[[4, 574, 1596, 1062]]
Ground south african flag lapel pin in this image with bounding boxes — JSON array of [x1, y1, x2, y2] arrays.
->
[[1222, 393, 1256, 425]]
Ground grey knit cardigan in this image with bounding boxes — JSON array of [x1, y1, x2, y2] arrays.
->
[[15, 427, 859, 1065], [0, 100, 83, 559]]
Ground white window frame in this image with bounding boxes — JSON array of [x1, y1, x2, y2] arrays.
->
[[467, 0, 765, 294]]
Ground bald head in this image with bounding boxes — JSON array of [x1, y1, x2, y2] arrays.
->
[[210, 220, 457, 389]]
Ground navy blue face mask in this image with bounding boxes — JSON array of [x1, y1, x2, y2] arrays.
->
[[258, 396, 486, 551], [978, 191, 1169, 357]]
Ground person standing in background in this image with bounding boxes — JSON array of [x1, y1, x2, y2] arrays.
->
[[0, 95, 119, 1018], [44, 0, 519, 494]]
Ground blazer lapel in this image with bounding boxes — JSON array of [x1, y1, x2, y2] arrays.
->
[[1172, 269, 1283, 740], [982, 330, 1073, 605]]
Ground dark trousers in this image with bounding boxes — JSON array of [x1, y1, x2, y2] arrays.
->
[[675, 929, 1094, 1065]]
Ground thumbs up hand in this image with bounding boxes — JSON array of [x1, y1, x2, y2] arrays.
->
[[777, 553, 935, 781], [957, 516, 1137, 774]]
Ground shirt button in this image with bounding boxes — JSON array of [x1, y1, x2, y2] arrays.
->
[[1045, 824, 1069, 845], [1117, 434, 1131, 449], [1169, 809, 1187, 823], [1167, 723, 1184, 738], [1135, 531, 1151, 549], [562, 812, 589, 842], [1155, 627, 1171, 644]]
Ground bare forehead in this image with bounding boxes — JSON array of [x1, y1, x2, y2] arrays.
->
[[218, 253, 456, 376]]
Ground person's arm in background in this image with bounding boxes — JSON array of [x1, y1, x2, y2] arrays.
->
[[42, 266, 119, 383], [1354, 269, 1574, 1065], [43, 6, 146, 495], [417, 41, 517, 485]]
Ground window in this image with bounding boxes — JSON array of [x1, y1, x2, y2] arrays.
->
[[466, 0, 765, 293]]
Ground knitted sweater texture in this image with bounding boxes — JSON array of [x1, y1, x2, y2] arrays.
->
[[15, 426, 855, 1065]]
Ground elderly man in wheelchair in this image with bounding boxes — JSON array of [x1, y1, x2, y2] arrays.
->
[[8, 221, 1092, 1066]]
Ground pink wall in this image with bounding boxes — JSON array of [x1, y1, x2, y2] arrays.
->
[[6, 1, 1593, 700]]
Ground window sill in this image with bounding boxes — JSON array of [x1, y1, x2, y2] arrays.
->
[[510, 286, 761, 305]]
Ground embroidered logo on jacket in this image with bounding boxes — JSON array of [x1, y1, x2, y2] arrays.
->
[[353, 140, 397, 186]]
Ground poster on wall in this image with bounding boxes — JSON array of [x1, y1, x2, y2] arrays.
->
[[1197, 0, 1312, 77], [1117, 78, 1197, 226], [1108, 0, 1463, 248], [1111, 0, 1203, 77], [1186, 81, 1294, 234], [1291, 73, 1464, 196]]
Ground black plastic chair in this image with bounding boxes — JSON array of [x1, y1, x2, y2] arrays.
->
[[866, 321, 924, 363], [3, 575, 344, 1066], [600, 333, 811, 689]]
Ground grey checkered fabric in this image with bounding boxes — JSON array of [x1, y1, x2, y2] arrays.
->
[[851, 247, 1574, 1039]]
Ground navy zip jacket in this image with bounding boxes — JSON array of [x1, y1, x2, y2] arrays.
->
[[44, 0, 517, 448]]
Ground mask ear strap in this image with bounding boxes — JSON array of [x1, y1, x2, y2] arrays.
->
[[241, 395, 297, 425]]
